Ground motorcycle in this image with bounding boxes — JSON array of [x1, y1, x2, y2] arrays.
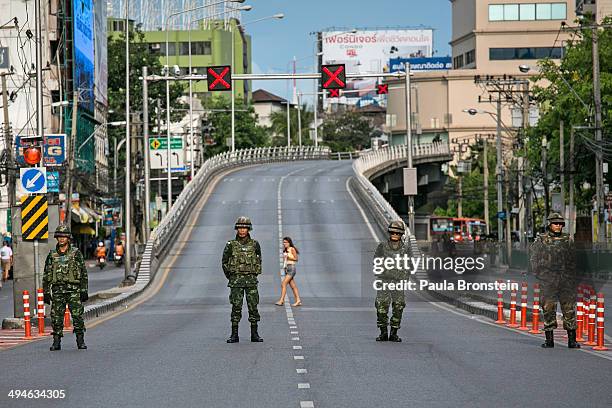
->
[[98, 256, 106, 269], [114, 253, 123, 267]]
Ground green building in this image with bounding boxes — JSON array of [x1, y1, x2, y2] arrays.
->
[[108, 18, 251, 101]]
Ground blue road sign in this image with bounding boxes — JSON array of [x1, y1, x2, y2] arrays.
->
[[20, 167, 47, 194], [497, 211, 507, 220], [47, 171, 60, 193]]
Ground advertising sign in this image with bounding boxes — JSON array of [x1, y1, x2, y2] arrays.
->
[[389, 57, 452, 72], [73, 0, 95, 112], [321, 29, 433, 107], [94, 0, 108, 107], [15, 134, 66, 166]]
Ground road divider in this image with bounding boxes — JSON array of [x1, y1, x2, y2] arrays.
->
[[36, 289, 45, 336], [22, 291, 32, 339], [593, 294, 608, 351], [529, 284, 541, 334]]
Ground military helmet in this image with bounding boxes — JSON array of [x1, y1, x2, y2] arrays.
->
[[547, 212, 565, 225], [388, 220, 406, 235], [234, 216, 252, 230], [54, 224, 72, 238]]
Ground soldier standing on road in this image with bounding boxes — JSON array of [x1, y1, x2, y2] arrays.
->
[[222, 217, 263, 343], [529, 213, 580, 349], [43, 224, 89, 351], [374, 221, 413, 342]]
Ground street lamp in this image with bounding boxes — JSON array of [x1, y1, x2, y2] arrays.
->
[[230, 13, 284, 152]]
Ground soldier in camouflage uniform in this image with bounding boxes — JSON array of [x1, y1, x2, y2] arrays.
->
[[529, 213, 580, 349], [222, 216, 263, 343], [373, 221, 413, 342], [42, 224, 89, 351]]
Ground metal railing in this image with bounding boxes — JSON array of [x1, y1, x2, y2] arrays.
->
[[84, 146, 330, 320], [354, 142, 450, 173]]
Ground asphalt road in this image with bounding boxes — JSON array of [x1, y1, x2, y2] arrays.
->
[[0, 265, 125, 319], [0, 161, 609, 408]]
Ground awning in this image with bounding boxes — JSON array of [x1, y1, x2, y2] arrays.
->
[[72, 224, 96, 235], [70, 203, 103, 224]]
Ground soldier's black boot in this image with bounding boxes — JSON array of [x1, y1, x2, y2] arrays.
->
[[567, 330, 581, 349], [226, 324, 239, 343], [50, 334, 61, 351], [541, 330, 554, 348], [250, 324, 263, 342], [376, 327, 388, 341], [388, 328, 402, 342], [76, 333, 87, 350]]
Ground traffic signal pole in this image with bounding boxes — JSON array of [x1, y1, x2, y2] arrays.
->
[[142, 66, 151, 241]]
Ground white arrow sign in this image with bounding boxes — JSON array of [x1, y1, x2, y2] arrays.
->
[[26, 171, 44, 189]]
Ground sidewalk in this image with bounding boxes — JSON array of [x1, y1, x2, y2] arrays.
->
[[0, 263, 125, 320]]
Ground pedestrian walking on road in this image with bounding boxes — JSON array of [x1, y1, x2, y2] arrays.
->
[[222, 216, 264, 343], [43, 224, 89, 351], [0, 240, 13, 288], [530, 213, 580, 349], [275, 237, 302, 307], [373, 221, 413, 342]]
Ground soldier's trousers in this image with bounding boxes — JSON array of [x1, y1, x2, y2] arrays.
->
[[375, 290, 405, 329], [229, 286, 260, 324], [541, 287, 577, 331], [51, 290, 85, 336]]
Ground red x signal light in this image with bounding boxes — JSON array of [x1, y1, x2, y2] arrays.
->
[[376, 84, 389, 95], [321, 64, 346, 90], [207, 66, 232, 91], [328, 89, 341, 98]]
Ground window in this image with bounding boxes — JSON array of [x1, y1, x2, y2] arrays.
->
[[191, 41, 212, 55], [465, 49, 475, 65], [453, 54, 464, 69], [180, 42, 190, 55], [489, 3, 567, 21], [519, 4, 536, 20], [536, 3, 551, 19], [551, 3, 567, 19], [489, 5, 504, 21], [160, 43, 176, 56], [489, 47, 564, 60], [504, 4, 519, 21]]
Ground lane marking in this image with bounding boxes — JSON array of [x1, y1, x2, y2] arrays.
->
[[293, 345, 303, 350], [296, 368, 308, 374], [294, 356, 304, 360], [300, 402, 315, 408], [298, 383, 311, 389]]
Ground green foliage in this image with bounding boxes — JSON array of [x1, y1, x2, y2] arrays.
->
[[320, 111, 375, 152], [200, 96, 269, 158], [438, 140, 498, 227], [268, 105, 314, 147], [529, 16, 612, 212]]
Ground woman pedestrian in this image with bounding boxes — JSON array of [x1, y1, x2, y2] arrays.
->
[[275, 237, 302, 307]]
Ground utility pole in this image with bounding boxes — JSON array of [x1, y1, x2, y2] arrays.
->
[[592, 24, 605, 244], [457, 175, 463, 218], [483, 140, 490, 235], [496, 98, 503, 244], [142, 66, 151, 241], [519, 80, 530, 247], [569, 126, 575, 240], [297, 93, 302, 147], [1, 73, 15, 217], [65, 90, 79, 222], [542, 136, 549, 224], [560, 120, 565, 214], [286, 101, 291, 147], [404, 66, 415, 234], [124, 0, 132, 281]]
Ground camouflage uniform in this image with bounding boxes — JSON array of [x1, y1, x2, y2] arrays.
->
[[222, 216, 263, 343], [222, 237, 262, 324], [43, 244, 88, 336], [374, 221, 412, 342], [43, 224, 88, 350], [529, 213, 580, 349]]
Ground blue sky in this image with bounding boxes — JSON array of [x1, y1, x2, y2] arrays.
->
[[244, 0, 452, 104]]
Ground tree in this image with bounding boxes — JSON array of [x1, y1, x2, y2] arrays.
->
[[268, 104, 314, 146], [200, 96, 269, 158], [528, 16, 612, 214], [320, 111, 375, 152]]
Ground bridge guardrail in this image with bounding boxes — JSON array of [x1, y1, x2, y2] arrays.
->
[[84, 146, 330, 320]]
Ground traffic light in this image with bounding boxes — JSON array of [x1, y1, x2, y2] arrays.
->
[[206, 66, 232, 91], [321, 64, 346, 90]]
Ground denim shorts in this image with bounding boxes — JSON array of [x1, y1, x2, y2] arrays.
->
[[285, 264, 296, 277]]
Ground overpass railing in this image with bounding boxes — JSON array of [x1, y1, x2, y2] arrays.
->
[[84, 146, 330, 320], [355, 142, 450, 172]]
